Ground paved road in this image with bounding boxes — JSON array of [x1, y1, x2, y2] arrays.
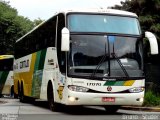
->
[[0, 98, 160, 120]]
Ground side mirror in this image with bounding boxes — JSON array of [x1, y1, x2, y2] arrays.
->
[[61, 27, 70, 51], [145, 31, 158, 55]]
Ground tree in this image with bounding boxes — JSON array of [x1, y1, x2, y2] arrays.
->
[[33, 18, 45, 26], [112, 0, 160, 93], [111, 0, 160, 41], [0, 0, 34, 54]]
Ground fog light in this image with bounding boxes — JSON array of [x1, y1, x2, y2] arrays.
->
[[129, 87, 144, 93], [139, 98, 144, 102], [68, 96, 76, 102]]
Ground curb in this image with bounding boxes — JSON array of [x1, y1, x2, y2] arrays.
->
[[0, 100, 7, 104], [121, 106, 160, 112]]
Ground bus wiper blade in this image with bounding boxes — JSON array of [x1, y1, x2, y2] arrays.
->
[[112, 53, 129, 78], [90, 40, 109, 78], [90, 53, 107, 78]]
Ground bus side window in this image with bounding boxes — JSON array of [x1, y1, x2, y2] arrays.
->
[[47, 18, 56, 47], [57, 14, 66, 74]]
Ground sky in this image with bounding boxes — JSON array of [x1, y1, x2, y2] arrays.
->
[[4, 0, 125, 20]]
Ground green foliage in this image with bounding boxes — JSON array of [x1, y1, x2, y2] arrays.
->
[[143, 90, 160, 106], [0, 0, 34, 54], [33, 18, 45, 26], [111, 0, 160, 42]]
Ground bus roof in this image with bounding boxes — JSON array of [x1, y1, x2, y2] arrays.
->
[[16, 20, 45, 43], [16, 8, 138, 43], [0, 55, 14, 60], [59, 8, 138, 17]]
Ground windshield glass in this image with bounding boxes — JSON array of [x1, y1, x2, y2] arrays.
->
[[68, 14, 141, 35], [0, 58, 13, 71], [68, 35, 144, 78]]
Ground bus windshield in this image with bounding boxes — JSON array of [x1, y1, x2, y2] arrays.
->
[[0, 58, 13, 71], [68, 14, 141, 35], [68, 35, 144, 79]]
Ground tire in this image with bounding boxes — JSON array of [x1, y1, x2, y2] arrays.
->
[[104, 106, 120, 114], [10, 85, 14, 98], [12, 85, 18, 98], [19, 83, 26, 103], [14, 92, 18, 99], [18, 82, 21, 98], [47, 83, 59, 112]]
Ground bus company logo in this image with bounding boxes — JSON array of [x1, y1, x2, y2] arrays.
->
[[107, 86, 112, 91]]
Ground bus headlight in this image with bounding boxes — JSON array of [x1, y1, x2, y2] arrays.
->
[[129, 87, 144, 93], [68, 85, 89, 92]]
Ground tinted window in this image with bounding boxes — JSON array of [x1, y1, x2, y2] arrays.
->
[[68, 14, 141, 35], [15, 16, 57, 59]]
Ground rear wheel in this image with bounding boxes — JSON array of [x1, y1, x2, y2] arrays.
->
[[18, 82, 21, 98], [14, 91, 18, 99], [19, 83, 26, 103], [10, 85, 14, 98], [47, 83, 59, 111]]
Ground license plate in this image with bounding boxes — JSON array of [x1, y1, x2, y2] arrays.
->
[[102, 97, 115, 102]]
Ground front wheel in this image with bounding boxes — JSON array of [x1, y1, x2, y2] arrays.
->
[[47, 83, 60, 112]]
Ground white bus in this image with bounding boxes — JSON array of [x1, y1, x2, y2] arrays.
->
[[14, 9, 158, 112], [0, 55, 14, 97]]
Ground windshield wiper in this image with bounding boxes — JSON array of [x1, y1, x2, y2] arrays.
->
[[90, 54, 108, 78], [90, 39, 109, 78], [111, 53, 129, 78], [90, 35, 129, 79]]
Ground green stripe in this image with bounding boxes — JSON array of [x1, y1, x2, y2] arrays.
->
[[0, 71, 9, 84], [103, 80, 134, 86], [34, 49, 47, 71], [0, 72, 2, 78], [34, 51, 41, 71], [38, 49, 47, 70], [114, 81, 125, 86], [104, 81, 116, 86], [0, 71, 9, 94], [31, 49, 47, 97]]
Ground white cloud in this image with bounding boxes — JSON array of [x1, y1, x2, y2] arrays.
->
[[5, 0, 125, 20]]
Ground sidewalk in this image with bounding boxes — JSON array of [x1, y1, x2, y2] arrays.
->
[[0, 99, 7, 104], [1, 97, 160, 112], [121, 106, 160, 112], [0, 97, 12, 104]]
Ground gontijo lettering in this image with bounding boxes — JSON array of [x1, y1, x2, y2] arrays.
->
[[20, 59, 29, 69]]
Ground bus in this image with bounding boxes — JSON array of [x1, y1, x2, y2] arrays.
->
[[14, 9, 158, 112], [0, 55, 14, 97]]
